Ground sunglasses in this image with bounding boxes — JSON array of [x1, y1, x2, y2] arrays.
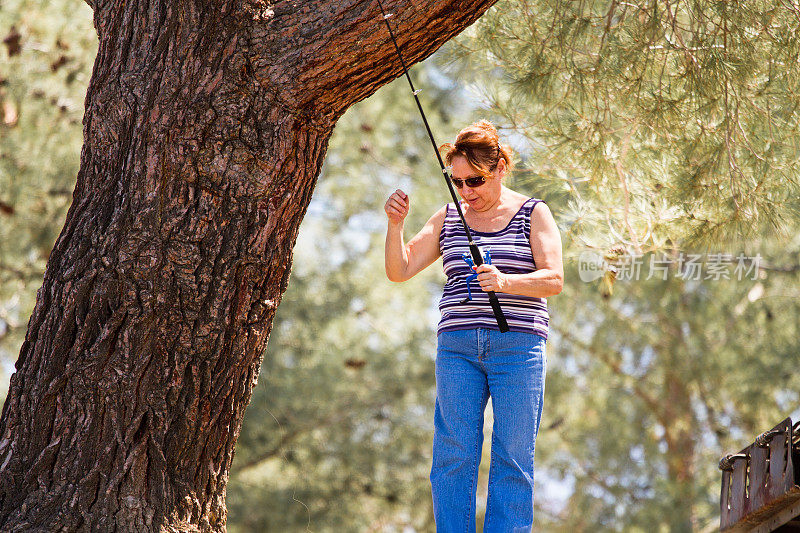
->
[[450, 176, 487, 189]]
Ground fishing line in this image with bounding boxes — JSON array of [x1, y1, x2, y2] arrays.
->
[[375, 0, 509, 332]]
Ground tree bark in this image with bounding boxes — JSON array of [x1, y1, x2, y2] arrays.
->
[[0, 0, 497, 530]]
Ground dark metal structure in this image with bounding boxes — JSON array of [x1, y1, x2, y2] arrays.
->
[[719, 417, 800, 532]]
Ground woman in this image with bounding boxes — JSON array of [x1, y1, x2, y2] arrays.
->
[[384, 120, 563, 532]]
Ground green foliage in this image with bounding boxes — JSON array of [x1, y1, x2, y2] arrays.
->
[[443, 0, 800, 252], [531, 244, 800, 531]]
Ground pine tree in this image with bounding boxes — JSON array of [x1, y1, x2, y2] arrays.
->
[[0, 1, 501, 529], [444, 0, 800, 253]]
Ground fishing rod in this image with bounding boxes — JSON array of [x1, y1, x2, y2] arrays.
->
[[376, 0, 509, 333]]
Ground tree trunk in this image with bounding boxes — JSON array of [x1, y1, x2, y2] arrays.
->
[[663, 369, 697, 533], [0, 1, 496, 530], [662, 308, 697, 533]]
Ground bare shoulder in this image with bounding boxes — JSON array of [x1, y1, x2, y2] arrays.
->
[[530, 199, 556, 229], [504, 188, 530, 205], [494, 188, 530, 214], [424, 204, 448, 233], [430, 204, 447, 223], [531, 198, 552, 215]]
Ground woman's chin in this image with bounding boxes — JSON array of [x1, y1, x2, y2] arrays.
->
[[465, 198, 481, 208]]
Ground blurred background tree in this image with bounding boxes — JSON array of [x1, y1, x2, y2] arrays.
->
[[445, 0, 800, 252], [1, 0, 98, 403], [3, 0, 800, 531]]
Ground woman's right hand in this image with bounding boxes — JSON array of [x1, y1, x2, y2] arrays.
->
[[384, 189, 410, 226]]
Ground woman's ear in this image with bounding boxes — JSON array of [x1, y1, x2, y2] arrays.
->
[[496, 157, 507, 179]]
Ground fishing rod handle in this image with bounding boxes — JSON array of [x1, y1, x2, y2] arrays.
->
[[487, 292, 510, 333], [468, 243, 510, 333]]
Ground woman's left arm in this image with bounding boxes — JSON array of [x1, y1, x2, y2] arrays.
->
[[475, 201, 564, 298]]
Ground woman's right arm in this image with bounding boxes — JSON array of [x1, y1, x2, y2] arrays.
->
[[384, 189, 446, 282]]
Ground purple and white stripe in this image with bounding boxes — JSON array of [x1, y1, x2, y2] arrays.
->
[[437, 198, 549, 339]]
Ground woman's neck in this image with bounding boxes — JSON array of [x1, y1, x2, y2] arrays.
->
[[462, 186, 507, 216]]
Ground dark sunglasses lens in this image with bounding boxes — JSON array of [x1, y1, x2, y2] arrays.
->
[[451, 177, 486, 188]]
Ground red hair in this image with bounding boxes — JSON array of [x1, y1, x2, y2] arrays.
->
[[439, 119, 515, 179]]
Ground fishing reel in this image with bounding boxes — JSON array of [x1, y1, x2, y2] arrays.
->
[[460, 248, 492, 304]]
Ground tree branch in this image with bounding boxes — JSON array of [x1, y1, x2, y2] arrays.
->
[[248, 0, 499, 122]]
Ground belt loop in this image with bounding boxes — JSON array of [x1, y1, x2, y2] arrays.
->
[[477, 328, 488, 360]]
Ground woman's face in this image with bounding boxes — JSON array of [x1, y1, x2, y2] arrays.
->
[[450, 155, 505, 212]]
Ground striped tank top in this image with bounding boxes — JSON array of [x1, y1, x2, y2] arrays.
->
[[437, 197, 549, 339]]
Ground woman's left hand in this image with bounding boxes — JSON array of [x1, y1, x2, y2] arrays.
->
[[474, 264, 509, 293]]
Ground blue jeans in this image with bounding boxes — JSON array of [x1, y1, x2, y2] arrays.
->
[[430, 328, 547, 533]]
